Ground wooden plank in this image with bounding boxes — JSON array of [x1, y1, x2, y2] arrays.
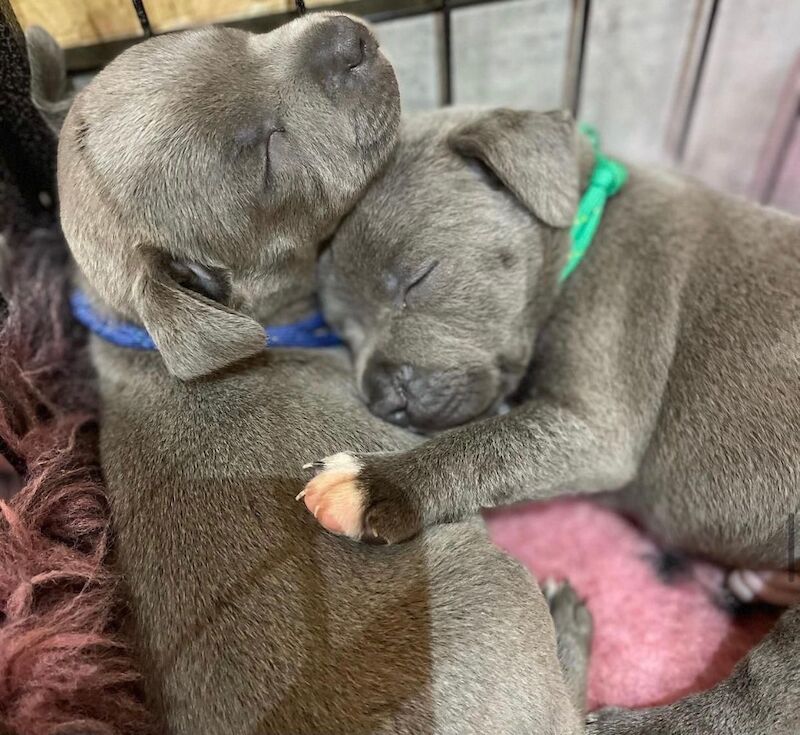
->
[[451, 0, 571, 111], [10, 0, 339, 47], [682, 0, 800, 196], [145, 0, 348, 34], [770, 122, 800, 216], [376, 13, 441, 111], [146, 1, 294, 33], [9, 0, 142, 47], [579, 0, 696, 165]]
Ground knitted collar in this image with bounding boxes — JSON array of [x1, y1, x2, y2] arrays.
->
[[69, 290, 342, 350]]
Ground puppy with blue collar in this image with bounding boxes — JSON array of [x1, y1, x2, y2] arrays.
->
[[57, 18, 591, 735]]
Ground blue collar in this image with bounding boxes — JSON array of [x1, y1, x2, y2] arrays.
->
[[69, 290, 342, 350]]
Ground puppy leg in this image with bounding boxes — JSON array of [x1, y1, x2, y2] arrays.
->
[[300, 397, 640, 542], [543, 579, 593, 715], [587, 605, 800, 735]]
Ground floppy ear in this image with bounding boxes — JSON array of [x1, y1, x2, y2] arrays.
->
[[448, 109, 579, 228], [134, 248, 265, 381]]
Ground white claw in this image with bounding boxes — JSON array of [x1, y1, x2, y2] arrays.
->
[[543, 577, 559, 598], [295, 489, 307, 501], [302, 462, 314, 470]]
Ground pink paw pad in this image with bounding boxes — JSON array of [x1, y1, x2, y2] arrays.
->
[[297, 452, 366, 538]]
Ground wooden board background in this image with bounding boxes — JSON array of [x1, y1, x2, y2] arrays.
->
[[9, 0, 799, 213], [9, 0, 335, 46], [579, 0, 697, 166], [682, 0, 800, 197], [377, 13, 442, 112], [451, 0, 570, 111]]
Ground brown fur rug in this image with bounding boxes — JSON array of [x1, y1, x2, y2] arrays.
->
[[0, 229, 154, 735]]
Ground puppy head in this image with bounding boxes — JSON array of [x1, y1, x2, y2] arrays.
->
[[319, 108, 580, 431], [58, 15, 400, 380]]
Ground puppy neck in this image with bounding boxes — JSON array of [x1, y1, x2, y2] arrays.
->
[[249, 282, 322, 327]]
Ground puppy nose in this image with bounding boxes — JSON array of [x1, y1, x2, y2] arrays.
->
[[330, 16, 367, 70], [363, 360, 412, 426], [312, 16, 369, 79]]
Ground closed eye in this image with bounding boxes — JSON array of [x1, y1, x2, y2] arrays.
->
[[265, 128, 285, 178], [403, 259, 439, 307]]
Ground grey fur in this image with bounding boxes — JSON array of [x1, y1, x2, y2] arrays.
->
[[25, 26, 73, 134], [317, 107, 800, 733], [58, 28, 587, 735]]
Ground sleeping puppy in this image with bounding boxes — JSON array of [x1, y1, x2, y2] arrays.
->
[[304, 107, 800, 734], [57, 23, 591, 735]]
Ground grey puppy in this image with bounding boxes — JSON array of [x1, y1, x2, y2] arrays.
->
[[304, 107, 800, 734], [56, 22, 591, 735]]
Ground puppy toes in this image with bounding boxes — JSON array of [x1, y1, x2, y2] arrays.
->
[[543, 578, 582, 615], [298, 452, 366, 538], [727, 569, 800, 607], [361, 498, 423, 545], [546, 578, 593, 648], [299, 450, 424, 544]]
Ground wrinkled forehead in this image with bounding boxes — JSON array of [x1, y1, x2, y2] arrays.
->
[[79, 16, 347, 172], [335, 134, 477, 263], [91, 13, 348, 125], [83, 29, 258, 146]]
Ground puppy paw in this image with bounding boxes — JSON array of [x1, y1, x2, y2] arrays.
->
[[727, 568, 800, 607], [544, 578, 593, 647], [298, 450, 424, 544], [297, 452, 366, 539]]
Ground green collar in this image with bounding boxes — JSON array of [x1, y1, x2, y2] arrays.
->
[[560, 125, 628, 282]]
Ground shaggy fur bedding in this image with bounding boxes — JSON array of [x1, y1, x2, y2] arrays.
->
[[0, 231, 154, 735], [0, 230, 779, 734]]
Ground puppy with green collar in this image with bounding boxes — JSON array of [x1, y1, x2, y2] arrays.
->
[[305, 107, 800, 734]]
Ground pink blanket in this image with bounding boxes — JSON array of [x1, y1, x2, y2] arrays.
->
[[486, 500, 778, 711]]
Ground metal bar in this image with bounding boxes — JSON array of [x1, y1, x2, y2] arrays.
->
[[441, 0, 453, 105], [664, 0, 716, 161], [672, 0, 720, 162], [131, 0, 153, 39], [562, 0, 590, 117]]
